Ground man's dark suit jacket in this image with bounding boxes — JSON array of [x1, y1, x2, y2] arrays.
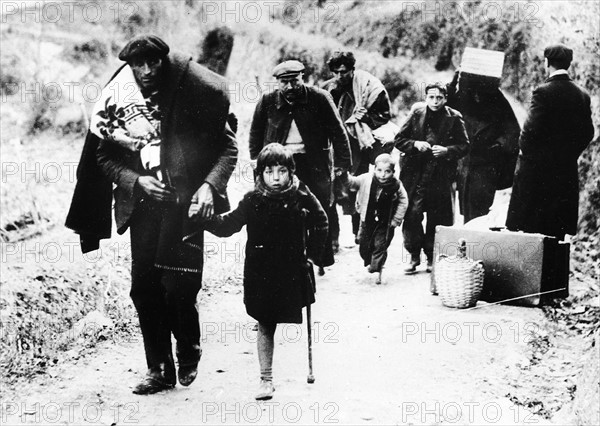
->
[[506, 73, 594, 238]]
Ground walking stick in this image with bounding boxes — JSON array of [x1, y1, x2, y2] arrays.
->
[[306, 274, 315, 384], [301, 209, 316, 384]]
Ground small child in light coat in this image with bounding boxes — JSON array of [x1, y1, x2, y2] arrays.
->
[[345, 153, 408, 284]]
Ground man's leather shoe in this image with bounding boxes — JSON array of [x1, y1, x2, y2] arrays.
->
[[404, 260, 420, 275], [426, 261, 433, 273], [178, 364, 198, 387], [176, 344, 201, 387], [132, 376, 175, 395]]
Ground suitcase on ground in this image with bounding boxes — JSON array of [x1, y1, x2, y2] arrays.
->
[[432, 226, 569, 306]]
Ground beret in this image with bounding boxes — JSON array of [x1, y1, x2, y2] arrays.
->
[[543, 44, 573, 63], [118, 35, 170, 62], [272, 60, 305, 78]]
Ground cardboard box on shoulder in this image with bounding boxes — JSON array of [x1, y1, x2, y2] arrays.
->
[[459, 47, 505, 90]]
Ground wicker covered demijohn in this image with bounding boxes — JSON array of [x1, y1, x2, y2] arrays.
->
[[434, 238, 485, 308]]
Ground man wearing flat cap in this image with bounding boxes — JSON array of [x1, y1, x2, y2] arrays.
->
[[249, 60, 352, 270], [66, 34, 238, 394], [506, 44, 594, 239]]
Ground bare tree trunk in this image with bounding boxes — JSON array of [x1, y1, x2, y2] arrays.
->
[[197, 26, 234, 77]]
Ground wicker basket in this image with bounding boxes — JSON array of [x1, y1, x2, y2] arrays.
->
[[434, 238, 484, 309]]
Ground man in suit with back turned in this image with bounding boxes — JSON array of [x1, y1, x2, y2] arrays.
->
[[506, 44, 594, 240]]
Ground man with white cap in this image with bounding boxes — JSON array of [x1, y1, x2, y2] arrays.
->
[[249, 60, 351, 271], [506, 44, 594, 239]]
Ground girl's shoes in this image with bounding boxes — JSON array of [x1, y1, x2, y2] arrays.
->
[[255, 379, 275, 400]]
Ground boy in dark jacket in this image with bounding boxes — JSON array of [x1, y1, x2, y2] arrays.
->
[[193, 143, 328, 400], [395, 82, 469, 274]]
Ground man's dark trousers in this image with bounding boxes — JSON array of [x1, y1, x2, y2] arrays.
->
[[292, 153, 335, 266], [129, 199, 202, 381], [402, 193, 454, 262]]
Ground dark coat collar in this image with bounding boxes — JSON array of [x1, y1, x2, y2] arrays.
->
[[417, 104, 452, 130], [276, 85, 309, 109], [413, 103, 453, 117], [413, 104, 455, 142]]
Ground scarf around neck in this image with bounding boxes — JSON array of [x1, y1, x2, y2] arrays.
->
[[372, 174, 400, 194], [255, 174, 300, 200]]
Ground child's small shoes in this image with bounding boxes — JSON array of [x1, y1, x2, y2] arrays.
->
[[255, 379, 275, 400]]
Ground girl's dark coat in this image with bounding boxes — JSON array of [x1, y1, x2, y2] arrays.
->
[[207, 182, 328, 324]]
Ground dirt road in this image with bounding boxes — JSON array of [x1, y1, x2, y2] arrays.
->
[[3, 215, 557, 426]]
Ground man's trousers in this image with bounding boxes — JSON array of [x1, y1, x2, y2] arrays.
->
[[402, 198, 454, 262], [129, 199, 203, 380]]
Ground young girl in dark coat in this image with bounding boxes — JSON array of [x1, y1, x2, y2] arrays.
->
[[198, 143, 329, 400]]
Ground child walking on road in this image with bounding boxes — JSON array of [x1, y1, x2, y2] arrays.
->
[[194, 143, 329, 400], [343, 153, 408, 284]]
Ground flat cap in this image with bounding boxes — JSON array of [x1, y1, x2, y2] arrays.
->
[[118, 34, 170, 62], [272, 60, 305, 78], [544, 44, 573, 63]]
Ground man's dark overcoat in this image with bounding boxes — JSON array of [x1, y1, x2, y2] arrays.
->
[[447, 87, 521, 222], [97, 52, 237, 236], [66, 52, 238, 254], [506, 73, 594, 238], [248, 85, 351, 208], [66, 51, 238, 377]]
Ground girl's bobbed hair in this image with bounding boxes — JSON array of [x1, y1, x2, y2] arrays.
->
[[256, 143, 296, 175]]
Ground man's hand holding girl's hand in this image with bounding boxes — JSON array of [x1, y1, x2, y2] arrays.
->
[[188, 183, 214, 219], [431, 145, 448, 158]]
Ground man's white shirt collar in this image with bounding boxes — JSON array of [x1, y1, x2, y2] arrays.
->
[[549, 69, 569, 78]]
